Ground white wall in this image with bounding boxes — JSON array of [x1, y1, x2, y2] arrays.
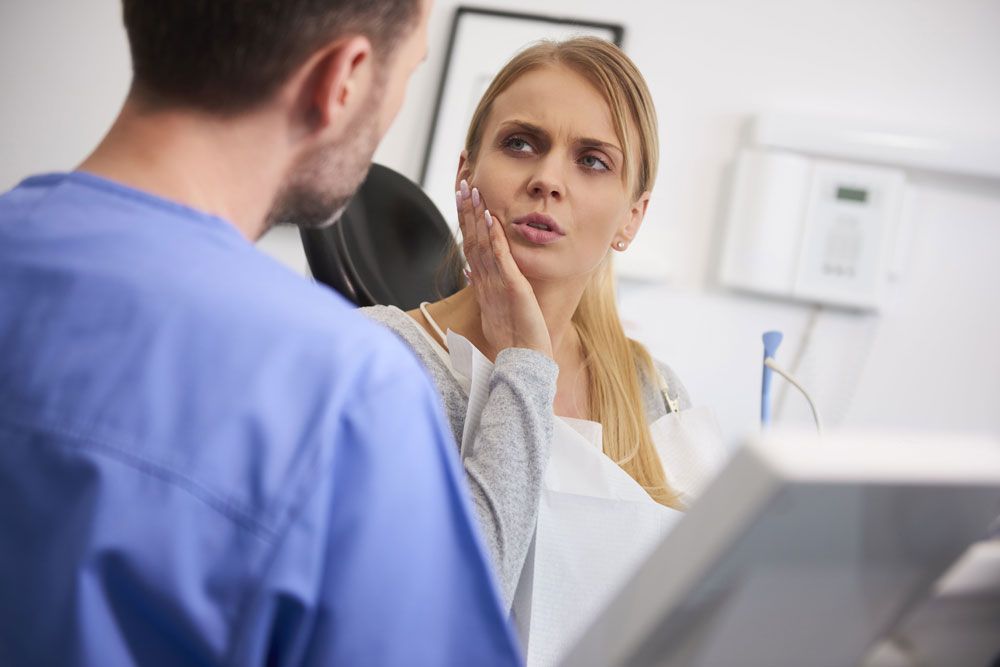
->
[[0, 1, 130, 188], [3, 0, 999, 444]]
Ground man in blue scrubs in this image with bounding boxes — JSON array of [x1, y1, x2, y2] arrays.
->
[[0, 1, 521, 665]]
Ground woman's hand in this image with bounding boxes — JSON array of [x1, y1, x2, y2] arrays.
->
[[457, 179, 553, 360]]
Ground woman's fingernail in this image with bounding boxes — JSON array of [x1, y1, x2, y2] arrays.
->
[[456, 190, 462, 205], [463, 268, 473, 284], [471, 187, 481, 208], [460, 180, 470, 199], [484, 209, 493, 227]]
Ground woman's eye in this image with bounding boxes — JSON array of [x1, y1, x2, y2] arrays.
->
[[503, 136, 533, 153], [580, 154, 611, 171]]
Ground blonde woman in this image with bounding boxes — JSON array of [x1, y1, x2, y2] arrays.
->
[[364, 37, 725, 665]]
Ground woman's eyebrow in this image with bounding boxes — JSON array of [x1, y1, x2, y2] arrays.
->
[[497, 119, 550, 140], [576, 137, 623, 158]]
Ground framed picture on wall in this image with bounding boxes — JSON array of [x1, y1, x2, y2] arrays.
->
[[419, 7, 624, 233]]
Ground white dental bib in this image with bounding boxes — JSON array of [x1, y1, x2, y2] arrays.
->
[[441, 329, 726, 667]]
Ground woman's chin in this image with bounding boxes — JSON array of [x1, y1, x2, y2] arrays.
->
[[509, 249, 566, 284]]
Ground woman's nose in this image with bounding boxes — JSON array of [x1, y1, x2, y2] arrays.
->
[[527, 157, 565, 200]]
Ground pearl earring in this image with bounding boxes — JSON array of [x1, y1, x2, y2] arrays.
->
[[615, 241, 626, 250]]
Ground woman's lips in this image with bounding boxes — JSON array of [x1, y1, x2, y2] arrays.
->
[[510, 213, 565, 246]]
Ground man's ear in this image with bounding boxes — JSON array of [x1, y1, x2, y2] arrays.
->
[[297, 36, 374, 138], [455, 150, 473, 190]]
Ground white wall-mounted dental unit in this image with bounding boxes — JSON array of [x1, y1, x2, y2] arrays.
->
[[718, 115, 1000, 311]]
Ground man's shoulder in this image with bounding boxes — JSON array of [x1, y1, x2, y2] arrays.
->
[[220, 266, 416, 368]]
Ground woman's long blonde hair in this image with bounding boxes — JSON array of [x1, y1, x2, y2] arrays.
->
[[463, 37, 681, 509]]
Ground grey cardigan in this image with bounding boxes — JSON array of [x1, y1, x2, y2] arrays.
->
[[362, 305, 691, 607]]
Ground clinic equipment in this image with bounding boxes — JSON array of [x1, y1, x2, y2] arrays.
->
[[719, 145, 907, 312], [559, 432, 1000, 667], [720, 114, 1000, 311], [760, 331, 823, 434]]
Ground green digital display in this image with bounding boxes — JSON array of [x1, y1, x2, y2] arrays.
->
[[837, 186, 868, 203]]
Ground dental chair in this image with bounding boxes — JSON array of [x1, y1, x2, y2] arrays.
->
[[300, 163, 462, 310]]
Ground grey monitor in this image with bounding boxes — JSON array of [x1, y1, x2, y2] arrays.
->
[[560, 433, 1000, 667]]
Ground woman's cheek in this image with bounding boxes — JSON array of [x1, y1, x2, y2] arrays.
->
[[471, 167, 505, 212]]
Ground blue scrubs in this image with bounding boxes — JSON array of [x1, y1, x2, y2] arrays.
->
[[0, 173, 521, 666]]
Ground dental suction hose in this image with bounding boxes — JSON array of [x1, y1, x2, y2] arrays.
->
[[761, 331, 823, 435]]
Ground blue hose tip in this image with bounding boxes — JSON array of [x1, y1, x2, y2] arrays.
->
[[762, 331, 783, 359], [761, 331, 783, 427]]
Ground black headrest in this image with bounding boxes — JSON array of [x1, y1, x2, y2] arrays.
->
[[300, 163, 461, 310]]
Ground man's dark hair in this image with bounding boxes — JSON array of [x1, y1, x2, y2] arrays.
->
[[122, 0, 419, 113]]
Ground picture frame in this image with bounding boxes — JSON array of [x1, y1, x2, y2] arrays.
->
[[419, 7, 625, 233]]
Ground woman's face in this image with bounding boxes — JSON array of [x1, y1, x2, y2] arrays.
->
[[461, 64, 649, 284]]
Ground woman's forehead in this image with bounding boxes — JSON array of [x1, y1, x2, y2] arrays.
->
[[486, 65, 618, 145]]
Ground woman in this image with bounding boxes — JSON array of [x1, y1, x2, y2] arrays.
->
[[364, 37, 725, 665]]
